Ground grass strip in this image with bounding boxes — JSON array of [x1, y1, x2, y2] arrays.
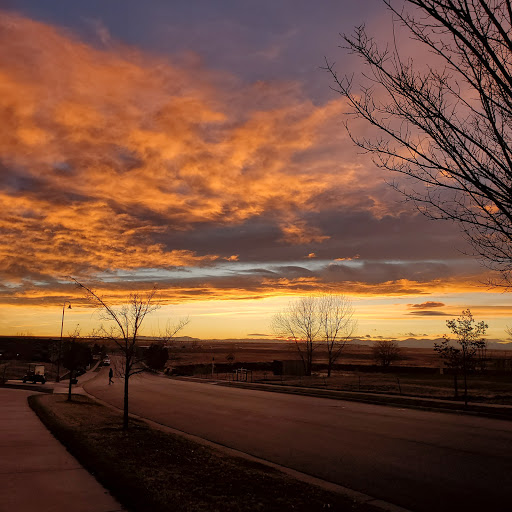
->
[[29, 394, 379, 512]]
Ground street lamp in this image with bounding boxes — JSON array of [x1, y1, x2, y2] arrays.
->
[[56, 302, 71, 383]]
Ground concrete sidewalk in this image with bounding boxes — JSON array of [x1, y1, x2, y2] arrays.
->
[[0, 388, 123, 512]]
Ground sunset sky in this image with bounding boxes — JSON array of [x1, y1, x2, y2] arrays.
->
[[1, 0, 512, 341]]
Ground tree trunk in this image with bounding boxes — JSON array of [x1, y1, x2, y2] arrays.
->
[[67, 369, 73, 401], [123, 359, 129, 430], [306, 345, 313, 377], [462, 350, 469, 407], [453, 372, 458, 399], [463, 366, 468, 407]]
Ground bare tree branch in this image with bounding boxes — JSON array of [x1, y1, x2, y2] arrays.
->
[[272, 294, 356, 376], [325, 0, 512, 284], [71, 277, 159, 429]]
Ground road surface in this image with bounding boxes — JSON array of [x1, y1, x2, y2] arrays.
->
[[85, 371, 512, 511]]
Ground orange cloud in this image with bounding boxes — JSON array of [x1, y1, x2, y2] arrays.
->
[[0, 12, 365, 287], [0, 11, 485, 318]]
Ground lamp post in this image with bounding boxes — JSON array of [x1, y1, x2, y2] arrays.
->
[[56, 302, 71, 383]]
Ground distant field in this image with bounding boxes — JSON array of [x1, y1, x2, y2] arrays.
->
[[2, 336, 512, 404], [166, 339, 442, 367], [164, 340, 512, 405]]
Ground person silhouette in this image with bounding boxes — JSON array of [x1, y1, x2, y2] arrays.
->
[[108, 367, 113, 385]]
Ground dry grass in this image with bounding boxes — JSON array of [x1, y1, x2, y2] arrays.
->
[[256, 372, 512, 404], [29, 394, 379, 512]]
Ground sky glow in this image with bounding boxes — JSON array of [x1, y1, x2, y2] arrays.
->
[[1, 1, 511, 341]]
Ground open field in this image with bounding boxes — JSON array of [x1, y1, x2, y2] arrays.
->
[[163, 340, 512, 404], [3, 336, 512, 403], [29, 393, 380, 512], [165, 339, 442, 367], [252, 372, 512, 404]]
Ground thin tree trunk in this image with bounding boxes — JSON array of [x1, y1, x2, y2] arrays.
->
[[123, 358, 129, 429], [67, 369, 73, 401], [463, 365, 468, 407], [307, 344, 313, 377], [462, 349, 469, 407]]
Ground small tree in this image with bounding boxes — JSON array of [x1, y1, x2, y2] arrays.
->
[[318, 294, 356, 377], [272, 296, 321, 376], [145, 343, 169, 371], [372, 340, 402, 368], [435, 309, 487, 406], [226, 352, 235, 366], [61, 329, 92, 401], [73, 279, 159, 429], [272, 294, 356, 376]]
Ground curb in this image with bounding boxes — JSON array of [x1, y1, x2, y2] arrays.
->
[[83, 378, 412, 512], [168, 376, 512, 421], [0, 382, 53, 393], [206, 380, 512, 421]]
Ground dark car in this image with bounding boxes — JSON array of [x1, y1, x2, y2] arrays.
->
[[22, 364, 46, 384]]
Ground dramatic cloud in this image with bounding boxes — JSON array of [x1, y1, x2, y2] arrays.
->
[[0, 13, 371, 283], [0, 8, 502, 329]]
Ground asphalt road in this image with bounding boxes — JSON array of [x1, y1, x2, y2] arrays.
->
[[85, 371, 512, 512]]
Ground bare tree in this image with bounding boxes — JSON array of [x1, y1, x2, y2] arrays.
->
[[325, 0, 512, 283], [372, 339, 402, 368], [318, 294, 356, 377], [72, 279, 159, 429], [435, 309, 487, 406], [272, 294, 356, 376], [162, 317, 190, 345], [272, 296, 321, 376]]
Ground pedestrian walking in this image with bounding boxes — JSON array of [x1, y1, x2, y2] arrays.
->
[[108, 367, 113, 385]]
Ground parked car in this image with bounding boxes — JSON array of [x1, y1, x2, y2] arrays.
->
[[22, 364, 46, 384], [103, 357, 111, 366]]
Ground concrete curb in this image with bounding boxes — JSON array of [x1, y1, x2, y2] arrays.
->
[[0, 381, 53, 393], [83, 378, 412, 512], [199, 379, 512, 421]]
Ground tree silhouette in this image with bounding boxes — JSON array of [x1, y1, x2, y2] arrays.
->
[[371, 339, 402, 368], [272, 294, 355, 376], [435, 309, 487, 406], [72, 279, 159, 429], [326, 0, 512, 283]]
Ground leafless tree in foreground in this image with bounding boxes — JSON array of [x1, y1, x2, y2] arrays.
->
[[272, 294, 356, 376], [72, 278, 187, 429], [325, 0, 512, 284]]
